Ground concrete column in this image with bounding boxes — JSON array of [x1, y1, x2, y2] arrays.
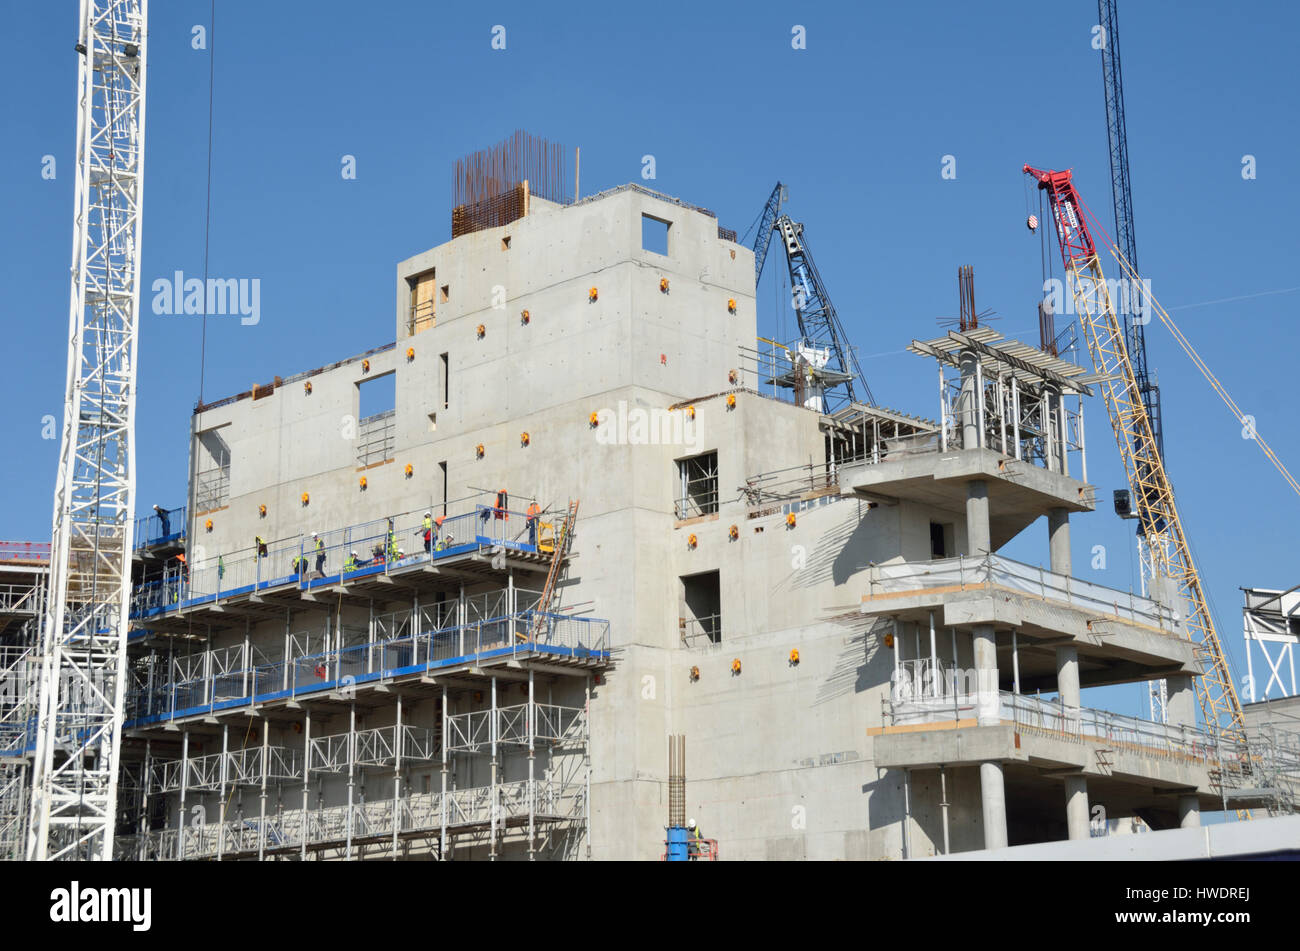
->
[[1166, 674, 1196, 727], [966, 480, 990, 557], [1056, 646, 1080, 709], [1064, 775, 1090, 840], [973, 624, 998, 726], [1047, 507, 1071, 575], [1178, 795, 1201, 828], [958, 350, 980, 449], [979, 761, 1008, 850]]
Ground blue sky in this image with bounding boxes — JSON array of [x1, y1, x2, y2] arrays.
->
[[2, 0, 1297, 718]]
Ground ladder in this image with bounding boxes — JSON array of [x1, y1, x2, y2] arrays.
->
[[524, 500, 578, 641]]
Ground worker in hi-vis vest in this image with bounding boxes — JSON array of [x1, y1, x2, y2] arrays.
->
[[526, 502, 542, 546]]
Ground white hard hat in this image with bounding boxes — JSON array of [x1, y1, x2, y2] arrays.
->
[[398, 549, 405, 556], [687, 818, 696, 830], [424, 512, 431, 517], [351, 550, 357, 556]]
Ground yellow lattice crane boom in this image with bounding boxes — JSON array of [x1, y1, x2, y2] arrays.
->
[[1024, 165, 1248, 759]]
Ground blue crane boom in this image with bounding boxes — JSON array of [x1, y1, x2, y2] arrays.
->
[[1100, 0, 1163, 458], [751, 182, 786, 288]]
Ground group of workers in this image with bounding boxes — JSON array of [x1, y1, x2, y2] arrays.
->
[[160, 493, 547, 594]]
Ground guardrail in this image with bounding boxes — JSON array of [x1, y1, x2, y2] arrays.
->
[[125, 609, 609, 725], [883, 686, 1216, 762], [0, 584, 41, 615], [133, 779, 587, 860], [0, 542, 49, 564], [129, 499, 554, 621], [134, 505, 186, 550], [864, 552, 1176, 633]]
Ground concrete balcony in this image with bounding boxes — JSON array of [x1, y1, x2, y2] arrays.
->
[[870, 683, 1223, 820], [841, 446, 1093, 549], [862, 554, 1200, 689]]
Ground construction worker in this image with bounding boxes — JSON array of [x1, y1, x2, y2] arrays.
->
[[386, 518, 398, 561], [153, 504, 171, 539], [687, 818, 702, 860], [291, 553, 308, 576], [436, 532, 454, 552], [255, 535, 268, 559], [345, 550, 359, 572], [417, 512, 434, 553], [217, 554, 225, 581], [526, 501, 542, 546], [313, 533, 326, 575], [480, 489, 508, 527]]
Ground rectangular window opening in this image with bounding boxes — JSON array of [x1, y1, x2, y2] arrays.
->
[[930, 522, 945, 559], [428, 412, 437, 432], [195, 425, 232, 512], [357, 373, 396, 466], [680, 570, 721, 645], [501, 235, 511, 250], [440, 352, 450, 409], [440, 284, 450, 303], [406, 268, 436, 335], [676, 450, 719, 519], [642, 214, 670, 256]]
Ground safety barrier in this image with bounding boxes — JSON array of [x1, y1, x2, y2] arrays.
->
[[0, 542, 50, 563], [124, 609, 609, 725], [131, 779, 587, 860], [883, 687, 1216, 762], [130, 499, 551, 621], [134, 505, 186, 550], [864, 552, 1177, 633]]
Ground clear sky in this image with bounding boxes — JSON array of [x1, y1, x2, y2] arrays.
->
[[2, 0, 1297, 720]]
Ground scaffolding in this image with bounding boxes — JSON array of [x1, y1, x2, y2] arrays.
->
[[117, 666, 593, 861], [906, 329, 1098, 479], [113, 493, 606, 861]]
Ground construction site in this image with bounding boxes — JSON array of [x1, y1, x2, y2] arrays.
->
[[2, 0, 1299, 865]]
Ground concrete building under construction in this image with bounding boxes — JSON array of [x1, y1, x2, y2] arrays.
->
[[3, 130, 1289, 861]]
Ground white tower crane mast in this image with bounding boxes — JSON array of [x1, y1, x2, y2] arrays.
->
[[27, 0, 148, 861]]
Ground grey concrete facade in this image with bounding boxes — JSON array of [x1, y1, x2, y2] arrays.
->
[[117, 183, 1232, 861]]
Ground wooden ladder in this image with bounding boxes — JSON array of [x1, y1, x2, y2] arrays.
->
[[528, 500, 578, 638]]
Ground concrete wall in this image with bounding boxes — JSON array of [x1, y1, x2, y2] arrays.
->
[[141, 183, 1192, 861]]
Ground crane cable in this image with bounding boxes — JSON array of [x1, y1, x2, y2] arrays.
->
[[198, 0, 216, 407], [1075, 198, 1300, 501]]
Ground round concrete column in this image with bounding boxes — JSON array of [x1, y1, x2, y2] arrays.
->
[[972, 624, 999, 725], [1178, 795, 1201, 828], [966, 479, 990, 557], [959, 350, 980, 449], [1048, 507, 1071, 575], [1056, 646, 1080, 710], [979, 761, 1008, 850], [1064, 775, 1090, 840]]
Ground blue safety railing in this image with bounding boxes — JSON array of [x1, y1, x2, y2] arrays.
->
[[123, 609, 609, 726], [135, 505, 187, 550], [129, 498, 549, 621]]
